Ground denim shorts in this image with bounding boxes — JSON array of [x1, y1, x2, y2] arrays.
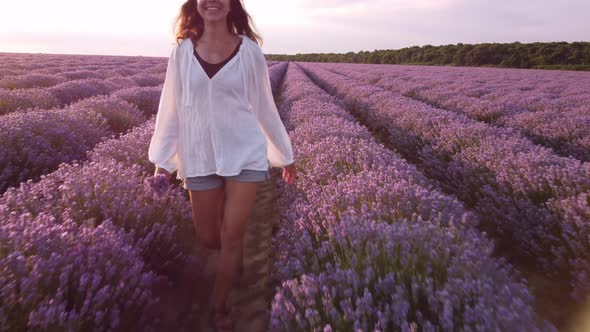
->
[[182, 169, 270, 191]]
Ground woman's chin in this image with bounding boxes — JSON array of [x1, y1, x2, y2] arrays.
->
[[202, 13, 227, 23]]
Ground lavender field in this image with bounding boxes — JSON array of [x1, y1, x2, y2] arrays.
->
[[1, 52, 589, 331]]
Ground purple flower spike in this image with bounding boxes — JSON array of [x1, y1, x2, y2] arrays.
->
[[143, 173, 173, 197]]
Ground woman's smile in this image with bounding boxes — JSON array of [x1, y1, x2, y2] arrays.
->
[[198, 0, 230, 21]]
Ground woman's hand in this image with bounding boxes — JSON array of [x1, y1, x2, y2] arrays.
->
[[282, 162, 297, 185], [154, 167, 172, 183]]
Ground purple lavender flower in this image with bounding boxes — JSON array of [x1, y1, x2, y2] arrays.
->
[[144, 173, 173, 197]]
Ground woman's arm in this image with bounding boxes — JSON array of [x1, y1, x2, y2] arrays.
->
[[250, 46, 294, 168], [148, 46, 181, 175]]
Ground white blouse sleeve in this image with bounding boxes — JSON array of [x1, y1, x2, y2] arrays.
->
[[148, 46, 180, 174], [250, 46, 294, 168]]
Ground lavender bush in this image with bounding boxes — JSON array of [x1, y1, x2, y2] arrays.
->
[[0, 212, 160, 331], [271, 218, 555, 332], [64, 95, 146, 134], [0, 73, 67, 89], [48, 78, 118, 107], [59, 70, 105, 81], [127, 73, 164, 87], [0, 88, 61, 115], [0, 107, 110, 193], [0, 159, 194, 277], [86, 118, 157, 174], [0, 93, 151, 194], [111, 86, 163, 116]]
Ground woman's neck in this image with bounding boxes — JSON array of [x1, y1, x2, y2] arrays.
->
[[200, 20, 237, 45]]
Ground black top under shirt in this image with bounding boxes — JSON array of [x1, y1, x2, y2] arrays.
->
[[194, 39, 242, 79]]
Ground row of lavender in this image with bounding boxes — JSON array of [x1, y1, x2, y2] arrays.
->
[[0, 60, 284, 330], [0, 86, 163, 194], [297, 62, 590, 302], [0, 52, 170, 192], [0, 54, 166, 116], [268, 63, 554, 331], [0, 65, 164, 90], [0, 52, 164, 77], [0, 52, 165, 81], [0, 115, 195, 330], [319, 63, 590, 161], [337, 64, 590, 114]]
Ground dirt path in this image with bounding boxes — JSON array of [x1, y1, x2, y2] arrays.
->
[[225, 174, 277, 332], [161, 174, 279, 332]]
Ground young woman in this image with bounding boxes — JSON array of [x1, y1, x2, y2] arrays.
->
[[148, 0, 297, 330]]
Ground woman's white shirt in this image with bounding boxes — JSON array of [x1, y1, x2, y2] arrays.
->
[[148, 34, 294, 179]]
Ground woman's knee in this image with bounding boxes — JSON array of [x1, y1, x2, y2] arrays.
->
[[220, 220, 245, 249], [193, 212, 221, 249], [189, 187, 224, 248]]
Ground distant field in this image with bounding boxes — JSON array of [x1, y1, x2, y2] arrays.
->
[[1, 53, 589, 331]]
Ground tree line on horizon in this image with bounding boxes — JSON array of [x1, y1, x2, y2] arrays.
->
[[266, 41, 590, 71]]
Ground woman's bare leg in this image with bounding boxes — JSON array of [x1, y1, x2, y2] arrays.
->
[[209, 180, 259, 311], [215, 182, 225, 245], [189, 186, 224, 250]]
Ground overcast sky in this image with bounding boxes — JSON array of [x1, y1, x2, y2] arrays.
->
[[0, 0, 588, 57]]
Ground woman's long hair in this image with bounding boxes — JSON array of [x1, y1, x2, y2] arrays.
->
[[173, 0, 263, 46]]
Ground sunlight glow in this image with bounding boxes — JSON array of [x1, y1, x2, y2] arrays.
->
[[0, 0, 587, 56], [247, 0, 313, 28]]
